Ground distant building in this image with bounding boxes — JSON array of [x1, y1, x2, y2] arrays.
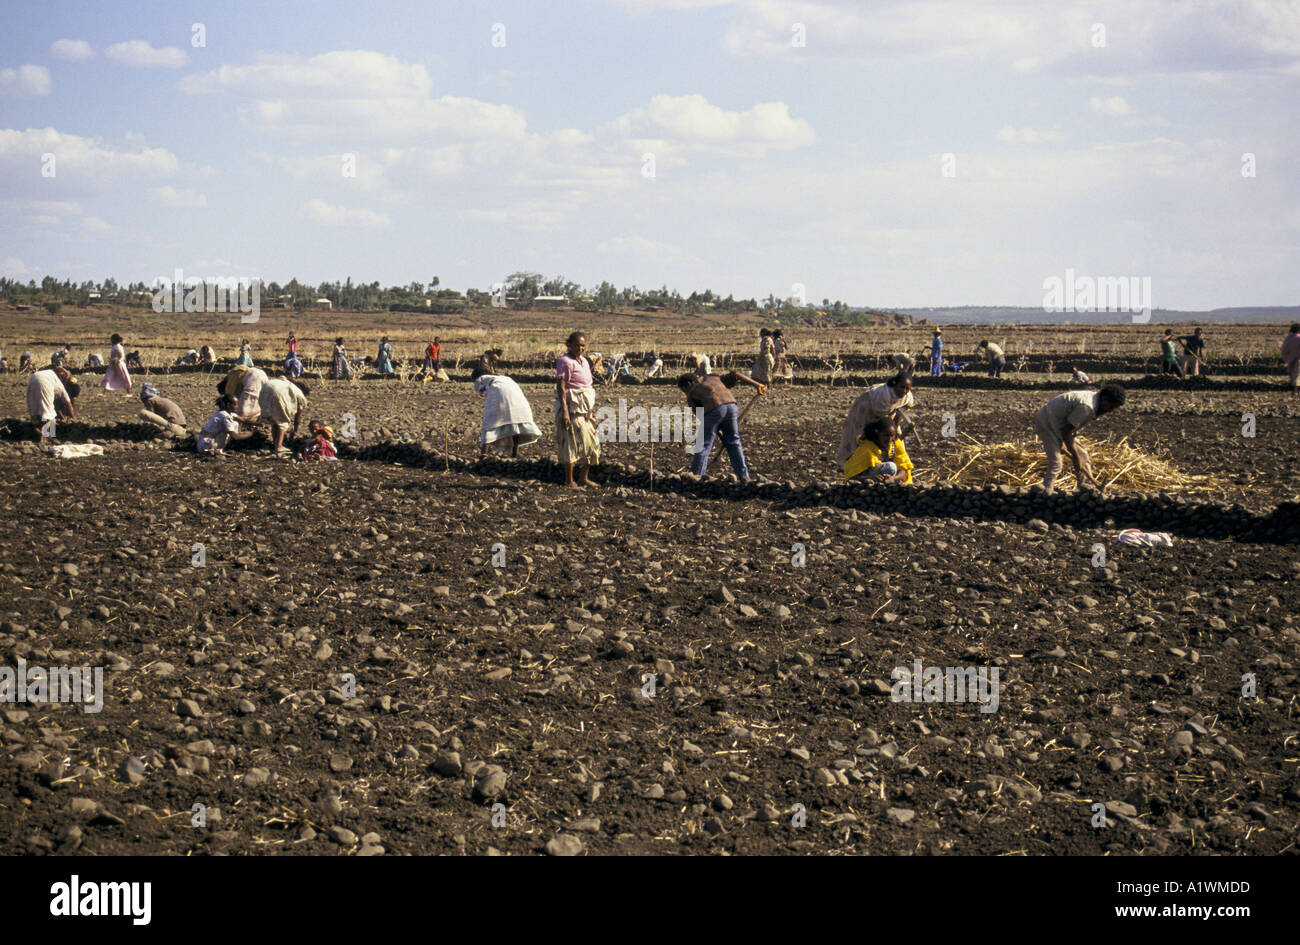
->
[[534, 295, 568, 307], [315, 298, 333, 310], [88, 290, 101, 300]]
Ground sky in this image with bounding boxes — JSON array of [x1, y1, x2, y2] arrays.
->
[[0, 0, 1297, 309]]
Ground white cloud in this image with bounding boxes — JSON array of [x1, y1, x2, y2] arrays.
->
[[605, 94, 814, 154], [1, 256, 35, 277], [299, 198, 390, 228], [596, 235, 699, 264], [0, 129, 179, 197], [179, 51, 432, 97], [1089, 95, 1133, 116], [996, 125, 1065, 144], [51, 40, 95, 62], [152, 185, 207, 208], [0, 65, 52, 97], [82, 216, 115, 234], [611, 0, 1300, 77], [104, 40, 188, 69]]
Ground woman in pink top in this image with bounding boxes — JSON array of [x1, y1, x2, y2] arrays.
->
[[555, 331, 602, 488], [102, 333, 132, 392]]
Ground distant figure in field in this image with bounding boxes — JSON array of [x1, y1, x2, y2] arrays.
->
[[176, 349, 200, 366], [235, 339, 254, 367], [424, 337, 442, 373], [375, 336, 394, 375], [689, 352, 711, 376], [752, 328, 775, 384], [199, 345, 216, 365], [1070, 366, 1092, 386], [1160, 330, 1185, 378], [473, 368, 542, 457], [844, 416, 913, 483], [331, 338, 353, 380], [645, 356, 664, 379], [287, 332, 298, 356], [139, 383, 187, 437], [102, 333, 132, 392], [772, 329, 793, 382], [302, 421, 337, 460], [1033, 384, 1126, 494], [284, 348, 304, 379], [836, 372, 916, 465], [888, 352, 915, 374], [930, 329, 944, 376], [977, 340, 1006, 379], [1177, 327, 1206, 376], [1283, 324, 1300, 397], [85, 351, 103, 368], [19, 352, 34, 372]]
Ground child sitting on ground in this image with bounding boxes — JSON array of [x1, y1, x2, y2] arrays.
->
[[196, 395, 252, 457], [844, 416, 914, 483], [302, 420, 337, 460]]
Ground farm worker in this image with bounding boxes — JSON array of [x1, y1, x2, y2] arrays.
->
[[646, 356, 664, 379], [138, 383, 187, 436], [930, 329, 943, 376], [86, 352, 103, 368], [258, 377, 308, 453], [888, 353, 915, 373], [199, 345, 216, 364], [1177, 328, 1206, 376], [284, 349, 304, 378], [473, 368, 541, 457], [753, 328, 775, 384], [690, 352, 712, 376], [217, 364, 268, 421], [375, 336, 394, 375], [235, 340, 253, 367], [977, 340, 1006, 379], [1071, 367, 1092, 385], [302, 421, 337, 460], [102, 333, 132, 392], [773, 329, 793, 381], [196, 395, 252, 456], [1033, 383, 1126, 494], [679, 369, 766, 482], [176, 349, 199, 366], [332, 338, 353, 380], [555, 331, 602, 488], [19, 352, 34, 371], [1283, 323, 1300, 396], [287, 332, 298, 355], [1160, 330, 1185, 378], [424, 337, 442, 372], [28, 366, 76, 429], [836, 372, 915, 465], [845, 416, 913, 483]]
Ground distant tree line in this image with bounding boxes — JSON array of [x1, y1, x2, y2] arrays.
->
[[0, 273, 891, 325]]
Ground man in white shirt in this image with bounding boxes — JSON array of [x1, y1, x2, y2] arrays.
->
[[27, 366, 76, 438], [1033, 384, 1126, 493], [977, 340, 1006, 378]]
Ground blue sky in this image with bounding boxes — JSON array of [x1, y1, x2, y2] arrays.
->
[[1, 0, 1297, 309]]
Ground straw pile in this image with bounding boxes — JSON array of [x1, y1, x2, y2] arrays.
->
[[930, 435, 1224, 493]]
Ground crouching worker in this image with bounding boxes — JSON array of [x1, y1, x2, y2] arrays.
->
[[196, 395, 252, 457], [258, 377, 308, 454], [678, 369, 766, 482], [473, 368, 541, 457], [844, 417, 913, 483], [302, 421, 337, 460], [139, 383, 188, 437], [27, 365, 77, 442], [1033, 383, 1125, 493]]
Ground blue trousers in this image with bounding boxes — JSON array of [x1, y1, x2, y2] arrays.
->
[[691, 402, 748, 479]]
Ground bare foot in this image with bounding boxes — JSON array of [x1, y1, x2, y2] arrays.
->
[[566, 481, 582, 489]]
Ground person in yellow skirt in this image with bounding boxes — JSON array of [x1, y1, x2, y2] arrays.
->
[[844, 416, 913, 483]]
